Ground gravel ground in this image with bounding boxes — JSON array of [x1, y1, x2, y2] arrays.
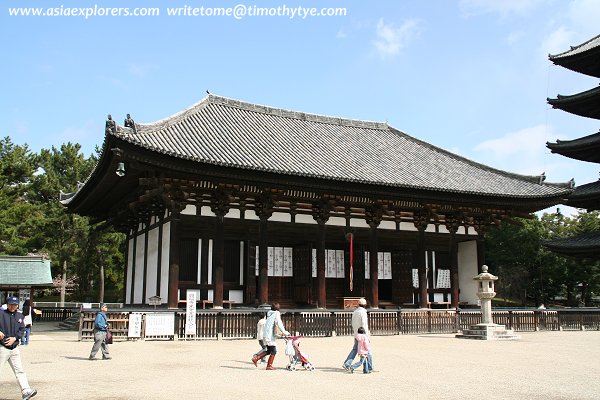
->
[[1, 323, 599, 400]]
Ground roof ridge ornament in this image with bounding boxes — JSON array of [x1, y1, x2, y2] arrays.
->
[[124, 113, 138, 134], [105, 114, 116, 135]]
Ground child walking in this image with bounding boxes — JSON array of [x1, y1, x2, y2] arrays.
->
[[349, 327, 371, 374], [252, 312, 267, 363]]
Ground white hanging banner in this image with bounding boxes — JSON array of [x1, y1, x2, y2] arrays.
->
[[128, 313, 143, 338], [185, 291, 197, 335]]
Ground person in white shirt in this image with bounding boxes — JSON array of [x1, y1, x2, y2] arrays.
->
[[342, 298, 373, 371]]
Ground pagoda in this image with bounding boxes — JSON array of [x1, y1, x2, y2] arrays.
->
[[546, 34, 600, 259]]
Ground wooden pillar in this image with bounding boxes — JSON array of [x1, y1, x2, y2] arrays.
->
[[313, 199, 331, 308], [366, 203, 382, 309], [244, 241, 256, 305], [445, 213, 461, 309], [473, 215, 488, 274], [211, 189, 231, 309], [316, 222, 326, 308], [476, 235, 486, 274], [213, 213, 225, 308], [413, 210, 429, 309], [255, 192, 274, 305], [369, 226, 379, 308], [167, 212, 180, 309], [258, 217, 269, 304]]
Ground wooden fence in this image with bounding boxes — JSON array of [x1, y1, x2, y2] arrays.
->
[[76, 308, 600, 341]]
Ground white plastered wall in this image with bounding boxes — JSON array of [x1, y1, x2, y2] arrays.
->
[[458, 240, 478, 304], [133, 232, 145, 304], [145, 227, 160, 301], [125, 237, 134, 303], [160, 222, 171, 304]]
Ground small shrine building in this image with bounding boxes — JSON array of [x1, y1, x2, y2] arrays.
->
[[64, 94, 571, 309]]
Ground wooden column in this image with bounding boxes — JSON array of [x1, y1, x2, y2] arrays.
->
[[167, 211, 181, 309], [211, 189, 231, 309], [258, 218, 269, 304], [316, 222, 326, 308], [255, 192, 274, 305], [244, 241, 256, 305], [369, 227, 379, 308], [313, 199, 331, 309], [445, 213, 461, 309], [213, 214, 225, 308], [473, 215, 489, 274], [366, 203, 383, 309], [413, 210, 429, 309]]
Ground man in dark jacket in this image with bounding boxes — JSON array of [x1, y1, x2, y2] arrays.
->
[[0, 296, 37, 399]]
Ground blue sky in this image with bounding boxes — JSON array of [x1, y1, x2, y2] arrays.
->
[[2, 0, 599, 215]]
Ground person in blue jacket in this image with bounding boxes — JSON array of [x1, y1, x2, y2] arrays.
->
[[0, 296, 37, 399], [88, 303, 112, 360]]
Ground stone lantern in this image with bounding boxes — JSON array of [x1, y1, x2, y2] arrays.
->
[[456, 265, 519, 340], [474, 265, 497, 325]]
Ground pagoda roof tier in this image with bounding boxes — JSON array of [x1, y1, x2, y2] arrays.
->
[[567, 179, 600, 211], [546, 131, 600, 163], [65, 94, 572, 221], [547, 85, 600, 120], [542, 230, 600, 259], [549, 34, 600, 78]]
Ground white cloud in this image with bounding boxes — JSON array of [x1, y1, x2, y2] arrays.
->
[[540, 26, 574, 57], [459, 0, 543, 18], [128, 63, 149, 78], [55, 121, 96, 149], [336, 29, 347, 39], [567, 0, 600, 37], [372, 18, 420, 57], [474, 125, 549, 158], [506, 31, 525, 45]]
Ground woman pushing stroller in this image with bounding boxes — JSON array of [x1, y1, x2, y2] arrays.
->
[[251, 302, 290, 370]]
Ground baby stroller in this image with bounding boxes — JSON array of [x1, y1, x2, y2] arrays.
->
[[284, 335, 315, 371]]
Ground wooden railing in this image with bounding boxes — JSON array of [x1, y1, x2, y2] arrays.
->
[[76, 308, 600, 341], [34, 307, 79, 322]]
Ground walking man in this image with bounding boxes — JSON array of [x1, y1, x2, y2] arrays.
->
[[89, 303, 111, 360], [0, 296, 37, 399], [342, 298, 373, 372]]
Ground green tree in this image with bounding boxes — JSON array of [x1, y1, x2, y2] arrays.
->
[[28, 143, 96, 304], [0, 137, 40, 255], [486, 210, 600, 307]]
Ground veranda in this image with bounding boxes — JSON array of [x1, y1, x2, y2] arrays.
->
[[35, 307, 600, 341]]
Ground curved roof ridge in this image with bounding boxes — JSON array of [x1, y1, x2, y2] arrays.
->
[[124, 94, 389, 134], [549, 33, 600, 59], [386, 127, 572, 190]]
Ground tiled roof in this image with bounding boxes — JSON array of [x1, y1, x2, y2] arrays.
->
[[568, 180, 600, 211], [543, 230, 600, 258], [108, 95, 570, 199], [547, 131, 600, 163], [0, 256, 53, 286], [547, 85, 600, 120], [549, 34, 600, 78], [550, 34, 600, 59]]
